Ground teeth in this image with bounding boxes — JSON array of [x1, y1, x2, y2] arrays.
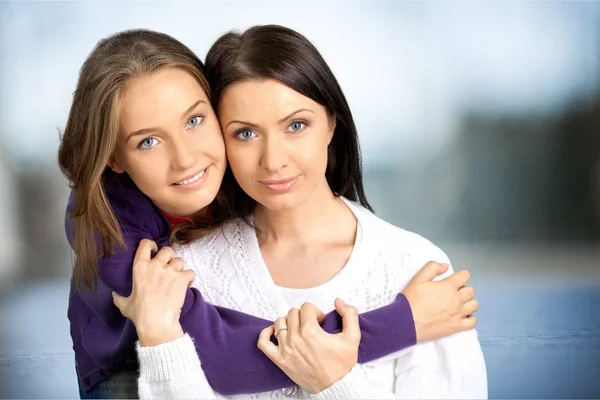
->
[[175, 169, 205, 185]]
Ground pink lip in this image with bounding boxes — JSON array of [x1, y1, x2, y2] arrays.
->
[[172, 168, 207, 185], [260, 176, 298, 185], [259, 175, 300, 193], [171, 166, 210, 190]]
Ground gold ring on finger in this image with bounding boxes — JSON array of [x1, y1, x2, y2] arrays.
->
[[274, 328, 288, 338]]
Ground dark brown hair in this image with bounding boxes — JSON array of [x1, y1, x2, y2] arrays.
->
[[204, 25, 373, 219], [58, 29, 214, 290]]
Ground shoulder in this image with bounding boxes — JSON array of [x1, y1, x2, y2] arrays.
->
[[103, 172, 162, 225], [69, 172, 166, 232], [65, 172, 169, 257], [174, 217, 261, 307], [175, 217, 250, 261], [345, 198, 452, 276]]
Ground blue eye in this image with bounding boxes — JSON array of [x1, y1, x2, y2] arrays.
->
[[287, 121, 306, 133], [187, 115, 204, 128], [236, 129, 257, 141], [138, 137, 159, 149]]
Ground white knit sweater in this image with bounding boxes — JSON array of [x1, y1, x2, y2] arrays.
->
[[137, 198, 488, 399]]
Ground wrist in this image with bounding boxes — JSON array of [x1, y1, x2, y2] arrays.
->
[[310, 365, 363, 399], [313, 363, 355, 394], [414, 322, 427, 343], [137, 324, 184, 347]]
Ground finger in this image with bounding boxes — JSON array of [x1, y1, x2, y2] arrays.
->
[[334, 298, 360, 342], [411, 261, 448, 283], [461, 315, 477, 330], [299, 303, 324, 339], [458, 286, 475, 303], [462, 299, 479, 316], [273, 317, 288, 342], [299, 302, 324, 328], [445, 269, 471, 288], [133, 239, 158, 264], [182, 269, 196, 287], [112, 291, 127, 313], [257, 325, 279, 362], [168, 257, 185, 271], [287, 307, 300, 336], [437, 263, 450, 276], [316, 311, 326, 325], [154, 246, 175, 265]]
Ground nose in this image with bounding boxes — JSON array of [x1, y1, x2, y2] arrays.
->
[[170, 135, 196, 170], [260, 134, 287, 173]]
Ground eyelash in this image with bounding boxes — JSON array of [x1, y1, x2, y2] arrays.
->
[[234, 120, 309, 141], [287, 120, 308, 133], [186, 114, 205, 129], [136, 114, 205, 150], [137, 137, 159, 150]]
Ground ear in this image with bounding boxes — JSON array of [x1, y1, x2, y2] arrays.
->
[[108, 158, 125, 174], [327, 114, 337, 145]]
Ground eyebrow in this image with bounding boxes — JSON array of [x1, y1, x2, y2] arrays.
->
[[125, 99, 207, 142], [182, 99, 207, 118], [226, 108, 314, 129]]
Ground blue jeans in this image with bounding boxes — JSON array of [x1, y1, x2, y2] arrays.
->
[[76, 359, 139, 399]]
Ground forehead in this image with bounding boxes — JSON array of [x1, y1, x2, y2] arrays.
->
[[219, 79, 317, 118], [120, 67, 208, 126]]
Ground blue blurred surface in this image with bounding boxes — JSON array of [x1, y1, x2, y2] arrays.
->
[[1, 278, 598, 399]]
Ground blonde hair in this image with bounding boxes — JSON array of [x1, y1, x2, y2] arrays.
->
[[58, 29, 213, 290]]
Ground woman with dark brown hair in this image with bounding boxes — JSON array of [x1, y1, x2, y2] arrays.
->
[[117, 25, 486, 399]]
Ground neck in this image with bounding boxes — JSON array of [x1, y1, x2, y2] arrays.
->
[[160, 206, 211, 228], [188, 206, 212, 224], [253, 179, 348, 245]]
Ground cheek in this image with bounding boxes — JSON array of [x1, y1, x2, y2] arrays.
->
[[124, 154, 167, 193], [297, 136, 329, 172], [193, 122, 226, 159], [200, 132, 226, 162], [298, 145, 316, 162], [225, 143, 256, 180]]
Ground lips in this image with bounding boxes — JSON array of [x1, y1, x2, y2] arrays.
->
[[260, 177, 298, 185], [172, 167, 207, 186], [259, 175, 300, 193]]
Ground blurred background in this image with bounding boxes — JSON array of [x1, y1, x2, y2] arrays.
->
[[0, 1, 599, 398]]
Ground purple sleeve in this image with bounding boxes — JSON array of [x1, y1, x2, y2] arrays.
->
[[68, 193, 416, 395], [180, 289, 416, 395]]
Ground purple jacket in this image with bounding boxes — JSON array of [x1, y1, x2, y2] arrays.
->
[[66, 172, 416, 395]]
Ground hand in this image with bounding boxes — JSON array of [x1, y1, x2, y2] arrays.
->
[[257, 300, 360, 394], [112, 239, 195, 347], [403, 261, 478, 343]]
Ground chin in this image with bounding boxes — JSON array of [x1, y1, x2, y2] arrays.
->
[[175, 195, 215, 215], [256, 193, 304, 212]]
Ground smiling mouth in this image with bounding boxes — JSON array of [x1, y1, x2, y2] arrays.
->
[[172, 167, 208, 186]]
